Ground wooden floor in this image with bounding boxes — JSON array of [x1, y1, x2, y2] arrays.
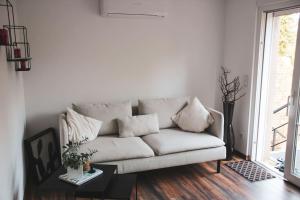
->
[[26, 158, 300, 200]]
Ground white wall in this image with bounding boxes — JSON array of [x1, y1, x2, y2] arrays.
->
[[17, 0, 225, 136], [223, 0, 257, 155], [0, 2, 26, 199], [0, 50, 26, 200]]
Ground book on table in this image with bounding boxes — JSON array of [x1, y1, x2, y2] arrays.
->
[[59, 169, 103, 186]]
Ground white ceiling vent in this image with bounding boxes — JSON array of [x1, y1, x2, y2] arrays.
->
[[100, 0, 167, 18]]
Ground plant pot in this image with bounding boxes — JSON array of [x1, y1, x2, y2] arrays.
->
[[67, 165, 83, 179], [223, 102, 235, 160], [83, 161, 91, 172]]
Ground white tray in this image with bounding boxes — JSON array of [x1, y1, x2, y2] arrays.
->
[[59, 169, 103, 186]]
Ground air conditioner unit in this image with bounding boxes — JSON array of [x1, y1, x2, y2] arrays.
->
[[99, 0, 167, 18]]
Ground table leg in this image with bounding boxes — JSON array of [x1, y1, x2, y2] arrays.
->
[[136, 175, 138, 200], [36, 194, 42, 200], [217, 160, 221, 173], [65, 192, 76, 200], [35, 189, 42, 200], [65, 193, 69, 200]]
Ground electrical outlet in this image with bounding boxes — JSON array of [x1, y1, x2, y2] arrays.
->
[[236, 133, 244, 146], [243, 75, 249, 88], [238, 133, 243, 140]]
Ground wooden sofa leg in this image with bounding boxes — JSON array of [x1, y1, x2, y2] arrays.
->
[[217, 160, 221, 173]]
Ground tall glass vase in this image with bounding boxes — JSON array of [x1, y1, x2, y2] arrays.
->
[[223, 102, 235, 160]]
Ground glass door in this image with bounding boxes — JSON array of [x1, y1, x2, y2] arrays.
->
[[254, 8, 300, 175], [284, 17, 300, 187]]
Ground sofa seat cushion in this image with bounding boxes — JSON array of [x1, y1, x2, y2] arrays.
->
[[142, 129, 225, 155], [79, 136, 155, 163]]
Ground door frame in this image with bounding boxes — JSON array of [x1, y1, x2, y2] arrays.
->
[[249, 0, 300, 162], [284, 17, 300, 186]]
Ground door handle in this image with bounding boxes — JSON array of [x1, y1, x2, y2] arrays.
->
[[287, 90, 297, 116], [287, 96, 290, 116]]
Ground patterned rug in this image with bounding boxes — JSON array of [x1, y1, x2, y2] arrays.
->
[[225, 161, 276, 182]]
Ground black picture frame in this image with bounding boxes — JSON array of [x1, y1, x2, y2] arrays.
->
[[24, 128, 61, 185]]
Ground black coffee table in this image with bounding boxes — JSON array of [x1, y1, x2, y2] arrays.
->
[[37, 164, 137, 200]]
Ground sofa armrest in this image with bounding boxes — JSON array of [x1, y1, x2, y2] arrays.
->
[[207, 108, 224, 141], [58, 113, 69, 154]]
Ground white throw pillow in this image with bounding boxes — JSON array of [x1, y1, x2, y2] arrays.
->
[[118, 114, 159, 137], [66, 108, 102, 143], [171, 97, 214, 133]]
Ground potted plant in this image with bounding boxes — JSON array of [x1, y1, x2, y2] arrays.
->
[[219, 67, 245, 160], [62, 138, 97, 179]]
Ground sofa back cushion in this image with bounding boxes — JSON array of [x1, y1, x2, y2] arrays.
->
[[118, 114, 159, 138], [73, 101, 132, 135], [138, 97, 190, 129]]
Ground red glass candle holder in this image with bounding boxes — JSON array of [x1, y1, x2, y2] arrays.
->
[[20, 61, 27, 70], [14, 48, 21, 58], [0, 29, 9, 46]]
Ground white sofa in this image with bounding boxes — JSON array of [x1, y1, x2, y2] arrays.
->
[[59, 97, 226, 174]]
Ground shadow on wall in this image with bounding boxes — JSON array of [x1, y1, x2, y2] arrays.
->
[[26, 113, 58, 138]]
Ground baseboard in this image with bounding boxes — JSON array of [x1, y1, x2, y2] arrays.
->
[[233, 150, 251, 160]]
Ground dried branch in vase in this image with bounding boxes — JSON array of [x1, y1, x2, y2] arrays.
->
[[219, 66, 246, 103]]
